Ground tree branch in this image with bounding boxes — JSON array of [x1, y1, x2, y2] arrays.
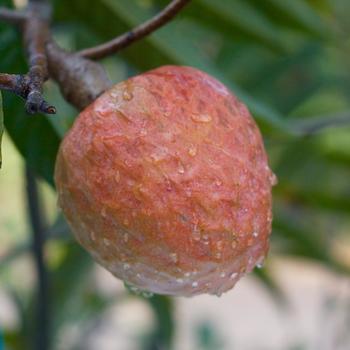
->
[[0, 2, 56, 115], [78, 0, 191, 60], [0, 7, 27, 25], [22, 1, 55, 114]]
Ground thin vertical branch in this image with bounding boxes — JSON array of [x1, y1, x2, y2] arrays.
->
[[23, 1, 54, 114], [25, 166, 50, 350]]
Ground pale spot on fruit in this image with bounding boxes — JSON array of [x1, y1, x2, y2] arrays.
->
[[176, 278, 184, 283], [90, 231, 96, 241], [103, 238, 110, 246], [216, 240, 223, 251], [170, 253, 178, 263], [192, 225, 201, 241], [123, 233, 129, 243], [178, 163, 185, 174], [230, 272, 238, 279], [122, 90, 133, 101], [114, 170, 120, 183], [184, 272, 191, 277], [220, 272, 226, 278], [252, 231, 258, 237], [191, 113, 212, 123], [192, 281, 198, 288], [269, 171, 278, 186], [123, 263, 130, 270], [188, 146, 197, 157], [256, 255, 265, 269]]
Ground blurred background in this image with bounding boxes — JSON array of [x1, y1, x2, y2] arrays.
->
[[1, 0, 350, 349]]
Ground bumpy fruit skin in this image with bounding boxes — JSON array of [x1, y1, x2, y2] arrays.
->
[[55, 65, 276, 297]]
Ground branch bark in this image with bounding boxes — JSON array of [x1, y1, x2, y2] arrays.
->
[[0, 1, 55, 115], [22, 1, 55, 114], [78, 0, 191, 60], [0, 7, 27, 25]]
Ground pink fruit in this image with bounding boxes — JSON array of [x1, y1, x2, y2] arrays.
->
[[55, 65, 276, 297]]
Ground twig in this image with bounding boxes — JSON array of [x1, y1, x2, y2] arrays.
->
[[78, 0, 191, 60], [0, 2, 56, 115], [0, 7, 27, 25], [295, 111, 350, 136], [25, 166, 50, 350], [23, 1, 55, 114]]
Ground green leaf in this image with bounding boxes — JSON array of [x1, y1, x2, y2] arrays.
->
[[248, 0, 328, 38], [0, 92, 3, 168], [183, 0, 287, 52]]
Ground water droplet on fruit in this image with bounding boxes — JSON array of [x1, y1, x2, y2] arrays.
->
[[115, 171, 120, 183], [123, 90, 133, 101], [215, 252, 222, 259], [142, 291, 154, 298], [192, 281, 198, 288], [192, 225, 201, 241], [216, 240, 223, 250], [252, 231, 258, 237], [256, 255, 265, 269], [188, 146, 197, 157], [191, 113, 212, 123], [230, 272, 238, 279], [215, 179, 222, 186], [170, 253, 178, 263], [178, 164, 185, 174], [269, 171, 278, 186]]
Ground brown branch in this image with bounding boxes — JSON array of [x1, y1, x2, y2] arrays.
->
[[0, 72, 55, 114], [22, 1, 55, 114], [0, 2, 55, 115], [0, 7, 27, 25], [78, 0, 191, 60], [0, 73, 29, 98]]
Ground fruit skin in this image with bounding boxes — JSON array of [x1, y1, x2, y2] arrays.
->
[[55, 65, 276, 297]]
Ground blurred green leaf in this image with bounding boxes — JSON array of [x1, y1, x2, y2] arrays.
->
[[145, 295, 174, 350], [183, 0, 287, 51], [0, 92, 3, 169], [51, 242, 93, 337], [253, 267, 286, 304], [248, 0, 328, 37]]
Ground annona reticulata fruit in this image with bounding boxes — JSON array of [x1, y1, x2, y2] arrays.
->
[[55, 65, 276, 297]]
